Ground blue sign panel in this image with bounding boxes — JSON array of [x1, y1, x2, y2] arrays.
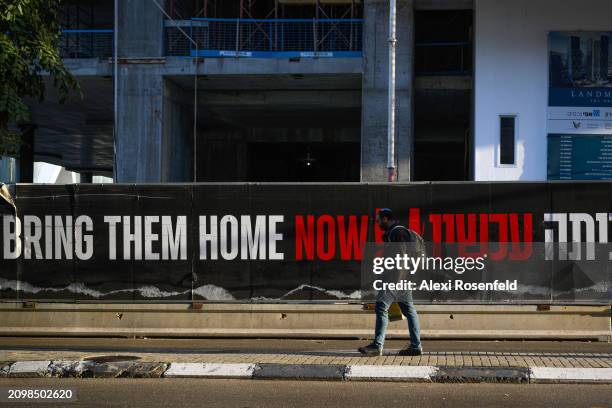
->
[[190, 50, 362, 58], [549, 88, 612, 108], [548, 33, 612, 180], [547, 134, 612, 180], [549, 32, 612, 107]]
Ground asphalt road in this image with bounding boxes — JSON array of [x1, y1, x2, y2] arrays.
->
[[0, 378, 611, 408], [0, 337, 610, 355]]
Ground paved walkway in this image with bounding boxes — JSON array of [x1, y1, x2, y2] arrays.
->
[[2, 340, 612, 383]]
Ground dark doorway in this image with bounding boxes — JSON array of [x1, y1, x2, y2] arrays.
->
[[413, 9, 473, 181], [190, 74, 362, 182], [247, 142, 360, 182]]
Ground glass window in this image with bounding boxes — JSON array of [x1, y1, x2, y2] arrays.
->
[[500, 116, 516, 165]]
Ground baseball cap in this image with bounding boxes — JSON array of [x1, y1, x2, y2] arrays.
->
[[377, 208, 394, 219]]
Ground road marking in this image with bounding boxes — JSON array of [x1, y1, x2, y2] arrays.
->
[[163, 363, 255, 378], [530, 367, 612, 382], [346, 365, 437, 379]]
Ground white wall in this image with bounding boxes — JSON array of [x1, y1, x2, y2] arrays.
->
[[33, 162, 80, 184], [474, 0, 612, 180]]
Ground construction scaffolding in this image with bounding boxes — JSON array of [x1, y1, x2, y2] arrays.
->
[[166, 0, 362, 20], [60, 2, 94, 29], [58, 1, 114, 59], [59, 0, 114, 29], [164, 0, 362, 57]]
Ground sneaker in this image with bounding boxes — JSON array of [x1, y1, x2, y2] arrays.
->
[[358, 343, 383, 357], [398, 346, 422, 356]]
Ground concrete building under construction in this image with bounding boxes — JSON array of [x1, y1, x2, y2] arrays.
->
[[2, 0, 612, 183], [1, 0, 475, 183]]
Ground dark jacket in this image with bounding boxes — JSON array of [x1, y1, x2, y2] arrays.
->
[[382, 221, 414, 243], [381, 221, 425, 284]]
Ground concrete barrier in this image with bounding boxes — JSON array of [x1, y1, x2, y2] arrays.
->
[[0, 303, 609, 341]]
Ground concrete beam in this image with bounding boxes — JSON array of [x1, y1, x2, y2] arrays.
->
[[63, 53, 361, 79], [63, 59, 112, 77], [164, 57, 363, 76], [197, 90, 362, 108]]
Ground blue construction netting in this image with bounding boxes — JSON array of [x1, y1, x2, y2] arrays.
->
[[60, 29, 113, 59], [165, 18, 363, 58]]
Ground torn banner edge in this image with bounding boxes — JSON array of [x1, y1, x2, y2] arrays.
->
[[0, 183, 16, 211]]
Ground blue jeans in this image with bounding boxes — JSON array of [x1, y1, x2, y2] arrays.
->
[[373, 290, 421, 349]]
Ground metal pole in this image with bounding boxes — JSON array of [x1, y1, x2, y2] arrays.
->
[[314, 0, 319, 54], [237, 0, 243, 56], [194, 41, 198, 182], [350, 0, 355, 51], [274, 0, 278, 50], [387, 0, 397, 182], [113, 0, 118, 181], [235, 19, 240, 55]]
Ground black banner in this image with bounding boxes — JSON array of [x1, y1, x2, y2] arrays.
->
[[0, 182, 610, 304]]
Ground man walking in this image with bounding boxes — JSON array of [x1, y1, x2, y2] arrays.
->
[[358, 208, 423, 357]]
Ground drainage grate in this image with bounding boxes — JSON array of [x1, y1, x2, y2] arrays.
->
[[82, 355, 141, 363]]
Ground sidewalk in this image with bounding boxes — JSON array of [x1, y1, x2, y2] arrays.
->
[[2, 346, 612, 383]]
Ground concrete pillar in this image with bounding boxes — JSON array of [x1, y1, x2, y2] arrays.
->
[[116, 65, 164, 182], [117, 0, 165, 58], [361, 0, 414, 181], [115, 0, 194, 182], [115, 0, 173, 182]]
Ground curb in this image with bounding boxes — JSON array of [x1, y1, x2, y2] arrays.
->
[[254, 364, 347, 380], [1, 361, 611, 383], [431, 367, 530, 383], [164, 363, 255, 378], [346, 365, 436, 381]]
